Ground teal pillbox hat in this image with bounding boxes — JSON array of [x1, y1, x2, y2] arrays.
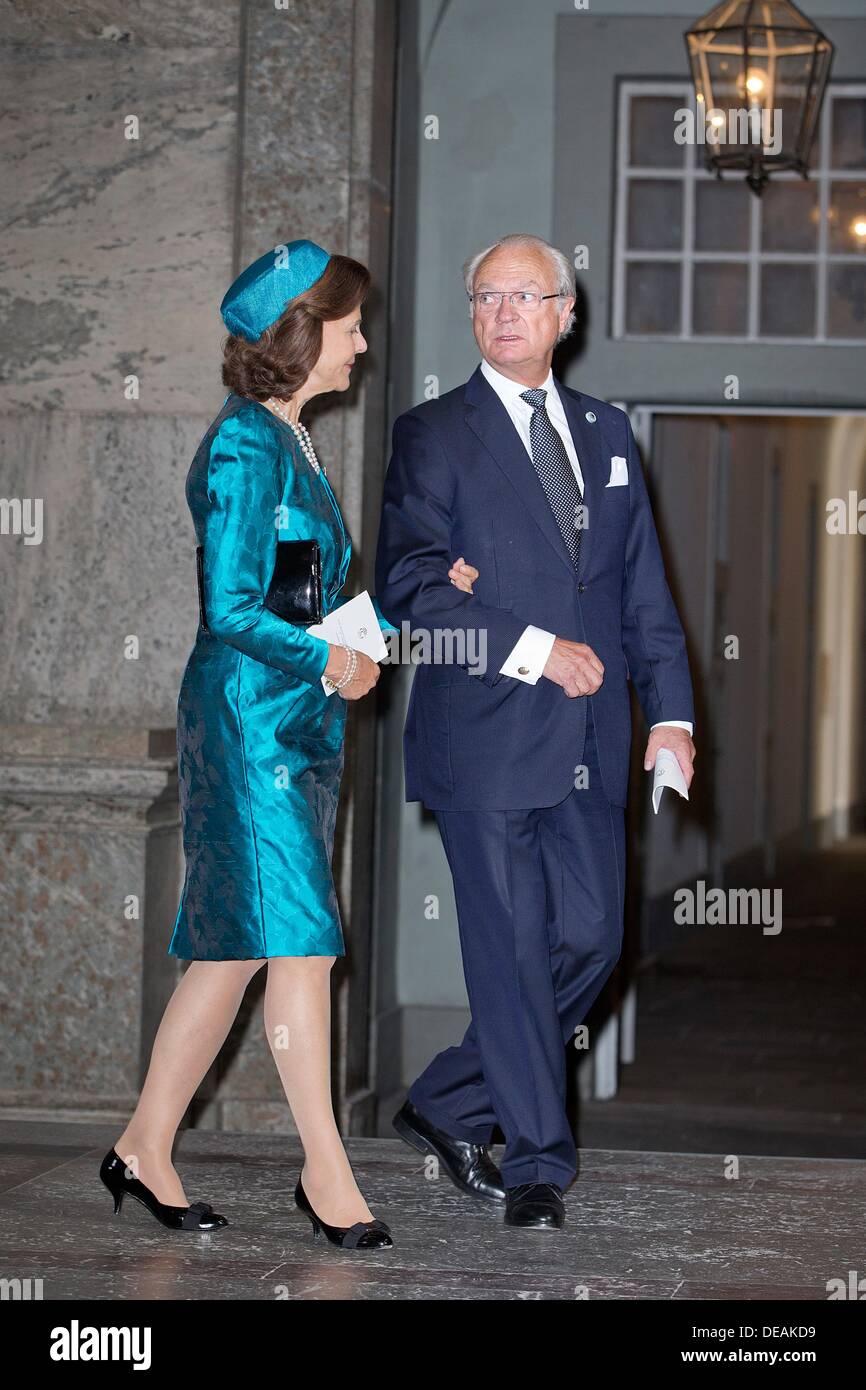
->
[[220, 239, 331, 342]]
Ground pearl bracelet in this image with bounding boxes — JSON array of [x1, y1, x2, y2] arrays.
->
[[336, 646, 358, 689], [326, 644, 357, 691]]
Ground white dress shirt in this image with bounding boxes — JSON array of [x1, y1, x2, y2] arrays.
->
[[480, 358, 693, 738]]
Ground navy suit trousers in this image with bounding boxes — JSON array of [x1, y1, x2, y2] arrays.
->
[[409, 705, 626, 1188]]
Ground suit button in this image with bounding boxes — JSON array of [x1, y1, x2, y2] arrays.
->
[[518, 666, 529, 675], [577, 582, 586, 593]]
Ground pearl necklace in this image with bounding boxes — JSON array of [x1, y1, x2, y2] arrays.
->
[[265, 397, 324, 475]]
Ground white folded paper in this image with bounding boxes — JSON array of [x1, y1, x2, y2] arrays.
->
[[651, 747, 689, 814], [307, 590, 388, 695]]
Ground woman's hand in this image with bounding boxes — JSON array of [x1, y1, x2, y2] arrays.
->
[[323, 645, 380, 700], [449, 556, 479, 593], [338, 651, 380, 700]]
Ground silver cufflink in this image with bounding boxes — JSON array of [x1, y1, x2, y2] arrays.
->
[[585, 411, 596, 423], [518, 666, 529, 675]]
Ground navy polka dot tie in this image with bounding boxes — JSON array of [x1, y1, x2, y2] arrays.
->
[[519, 388, 584, 570]]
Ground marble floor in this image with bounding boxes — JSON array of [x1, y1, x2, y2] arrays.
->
[[0, 1118, 862, 1300]]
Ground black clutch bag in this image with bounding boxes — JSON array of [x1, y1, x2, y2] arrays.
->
[[196, 539, 323, 632]]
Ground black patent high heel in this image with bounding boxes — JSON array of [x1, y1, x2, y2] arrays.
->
[[99, 1149, 229, 1232], [294, 1176, 393, 1250]]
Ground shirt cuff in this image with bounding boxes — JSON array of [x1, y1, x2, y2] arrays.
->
[[650, 720, 694, 736], [499, 626, 556, 684]]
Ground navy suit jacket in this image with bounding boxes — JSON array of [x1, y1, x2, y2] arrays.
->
[[375, 365, 694, 810]]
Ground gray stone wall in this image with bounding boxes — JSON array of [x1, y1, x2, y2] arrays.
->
[[0, 0, 396, 1131]]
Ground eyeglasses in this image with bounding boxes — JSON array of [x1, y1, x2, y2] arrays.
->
[[468, 290, 564, 313]]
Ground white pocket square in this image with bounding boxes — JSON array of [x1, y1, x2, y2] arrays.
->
[[606, 455, 629, 487]]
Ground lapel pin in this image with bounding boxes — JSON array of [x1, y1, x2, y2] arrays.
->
[[585, 411, 597, 423]]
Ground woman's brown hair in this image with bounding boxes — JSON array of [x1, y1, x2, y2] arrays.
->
[[222, 253, 371, 401]]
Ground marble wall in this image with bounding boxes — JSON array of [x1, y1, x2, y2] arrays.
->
[[0, 0, 396, 1131]]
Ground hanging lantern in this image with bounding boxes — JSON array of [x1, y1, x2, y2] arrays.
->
[[685, 0, 834, 195]]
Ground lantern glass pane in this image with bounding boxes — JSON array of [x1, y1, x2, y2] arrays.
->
[[704, 51, 742, 108], [774, 93, 807, 158]]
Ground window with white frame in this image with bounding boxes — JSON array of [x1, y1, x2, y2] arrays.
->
[[612, 81, 866, 343]]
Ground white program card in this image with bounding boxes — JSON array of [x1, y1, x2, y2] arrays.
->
[[651, 746, 690, 815], [307, 591, 388, 695]]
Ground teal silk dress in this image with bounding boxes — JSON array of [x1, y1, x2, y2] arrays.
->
[[168, 392, 394, 961]]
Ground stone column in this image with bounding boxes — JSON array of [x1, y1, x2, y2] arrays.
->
[[236, 0, 398, 1132]]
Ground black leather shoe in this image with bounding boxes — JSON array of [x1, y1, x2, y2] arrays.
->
[[393, 1099, 506, 1202], [504, 1182, 565, 1230], [99, 1149, 229, 1231], [294, 1177, 393, 1250]]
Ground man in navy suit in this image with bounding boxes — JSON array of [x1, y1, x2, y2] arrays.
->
[[375, 233, 695, 1229]]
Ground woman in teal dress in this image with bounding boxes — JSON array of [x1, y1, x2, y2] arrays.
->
[[99, 240, 478, 1248]]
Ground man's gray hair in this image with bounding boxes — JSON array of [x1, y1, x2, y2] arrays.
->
[[462, 233, 577, 341]]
